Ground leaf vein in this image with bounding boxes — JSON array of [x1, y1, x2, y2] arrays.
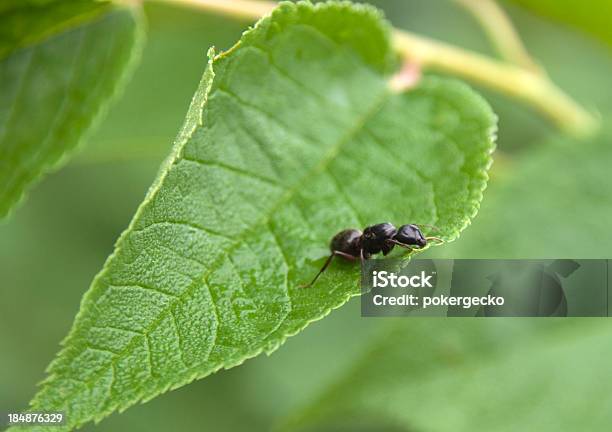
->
[[181, 155, 282, 188], [132, 220, 235, 242], [108, 283, 179, 300]]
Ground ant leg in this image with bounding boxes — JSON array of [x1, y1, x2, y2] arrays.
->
[[301, 250, 356, 288], [359, 248, 366, 281]]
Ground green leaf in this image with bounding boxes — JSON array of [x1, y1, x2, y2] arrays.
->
[[283, 319, 612, 431], [426, 122, 612, 259], [508, 0, 612, 48], [22, 2, 495, 430], [0, 1, 144, 218]]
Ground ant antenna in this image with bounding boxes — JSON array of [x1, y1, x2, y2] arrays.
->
[[387, 239, 415, 251], [425, 236, 444, 244]]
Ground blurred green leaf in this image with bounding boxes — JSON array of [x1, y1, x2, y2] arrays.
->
[[21, 2, 495, 430], [508, 0, 612, 48], [0, 1, 144, 218], [425, 121, 612, 259], [0, 0, 110, 58], [284, 319, 612, 432]]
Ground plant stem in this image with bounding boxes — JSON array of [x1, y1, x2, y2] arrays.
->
[[151, 0, 599, 138], [393, 31, 597, 137], [156, 0, 276, 19], [454, 0, 539, 71]]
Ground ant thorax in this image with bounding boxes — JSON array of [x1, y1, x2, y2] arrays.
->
[[362, 222, 397, 255]]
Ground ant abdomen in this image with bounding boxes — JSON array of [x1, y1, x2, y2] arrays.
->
[[330, 229, 362, 257]]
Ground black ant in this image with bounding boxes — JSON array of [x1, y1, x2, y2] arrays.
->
[[301, 223, 443, 288]]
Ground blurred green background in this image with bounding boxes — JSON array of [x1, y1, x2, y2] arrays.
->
[[1, 1, 611, 430]]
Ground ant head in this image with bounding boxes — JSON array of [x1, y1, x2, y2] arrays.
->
[[395, 224, 427, 247]]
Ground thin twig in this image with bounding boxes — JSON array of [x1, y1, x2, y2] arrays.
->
[[156, 0, 276, 19], [149, 0, 599, 138], [392, 30, 597, 137], [454, 0, 539, 71]]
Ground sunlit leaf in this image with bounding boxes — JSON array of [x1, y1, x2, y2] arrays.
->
[[20, 2, 496, 430]]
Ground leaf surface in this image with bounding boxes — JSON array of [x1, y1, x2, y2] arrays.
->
[[23, 2, 496, 429], [0, 1, 143, 218]]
